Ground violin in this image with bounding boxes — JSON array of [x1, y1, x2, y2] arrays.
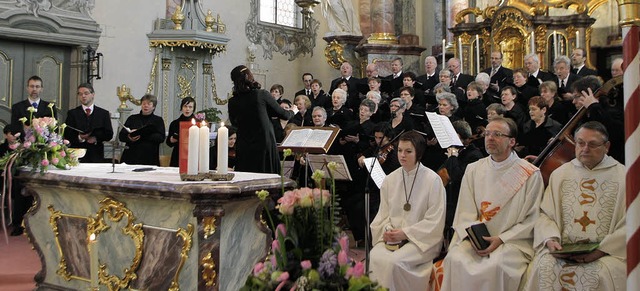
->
[[377, 142, 394, 165], [533, 76, 623, 186]]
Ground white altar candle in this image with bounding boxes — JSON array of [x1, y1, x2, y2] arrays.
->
[[89, 233, 98, 289], [458, 36, 463, 73], [188, 119, 199, 175], [198, 121, 210, 173], [576, 31, 580, 48], [475, 35, 480, 74], [217, 122, 228, 174], [531, 31, 536, 53], [442, 38, 446, 66]]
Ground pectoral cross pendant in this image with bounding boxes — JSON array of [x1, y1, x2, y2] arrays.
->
[[403, 203, 411, 211]]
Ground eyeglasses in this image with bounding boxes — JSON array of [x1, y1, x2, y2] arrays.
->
[[575, 140, 607, 149], [482, 130, 513, 138]]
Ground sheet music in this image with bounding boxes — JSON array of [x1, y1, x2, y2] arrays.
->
[[304, 130, 333, 148], [306, 154, 352, 181], [425, 112, 463, 148], [281, 129, 311, 147], [363, 157, 386, 189]]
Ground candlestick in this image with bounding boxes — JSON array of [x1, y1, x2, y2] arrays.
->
[[553, 30, 558, 59], [531, 31, 535, 53], [576, 31, 580, 48], [442, 38, 446, 67], [188, 119, 199, 175], [458, 37, 463, 74], [88, 233, 98, 289], [198, 121, 210, 173], [217, 122, 228, 174], [475, 35, 481, 75]]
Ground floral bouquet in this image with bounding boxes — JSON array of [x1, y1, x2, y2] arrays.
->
[[241, 150, 386, 290], [0, 104, 79, 173]]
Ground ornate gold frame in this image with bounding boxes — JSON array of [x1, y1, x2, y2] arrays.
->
[[48, 206, 92, 282], [324, 40, 347, 70]]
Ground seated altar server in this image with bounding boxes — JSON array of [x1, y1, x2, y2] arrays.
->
[[369, 130, 446, 291], [522, 121, 626, 291], [440, 117, 544, 291]]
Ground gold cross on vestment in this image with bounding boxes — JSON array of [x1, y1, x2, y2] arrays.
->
[[574, 211, 596, 231]]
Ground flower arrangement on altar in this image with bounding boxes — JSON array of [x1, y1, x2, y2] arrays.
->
[[241, 150, 386, 291], [0, 104, 79, 173]]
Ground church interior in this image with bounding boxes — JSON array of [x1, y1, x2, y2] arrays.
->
[[0, 0, 638, 290]]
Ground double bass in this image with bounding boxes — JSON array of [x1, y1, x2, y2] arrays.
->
[[533, 76, 623, 186]]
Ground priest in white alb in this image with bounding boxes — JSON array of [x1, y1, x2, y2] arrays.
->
[[370, 131, 446, 291], [522, 121, 626, 291], [439, 117, 544, 291]]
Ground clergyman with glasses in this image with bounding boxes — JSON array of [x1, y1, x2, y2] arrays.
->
[[440, 117, 544, 290], [522, 121, 626, 290]]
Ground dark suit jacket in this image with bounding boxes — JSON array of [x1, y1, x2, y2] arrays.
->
[[416, 71, 440, 94], [572, 66, 598, 77], [554, 73, 582, 98], [482, 66, 513, 93], [294, 88, 313, 99], [526, 70, 555, 88], [382, 73, 404, 96], [64, 106, 114, 163], [11, 99, 57, 128], [451, 73, 474, 92]]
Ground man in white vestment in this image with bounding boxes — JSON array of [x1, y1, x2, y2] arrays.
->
[[523, 121, 626, 291], [370, 131, 446, 291], [440, 117, 544, 291]]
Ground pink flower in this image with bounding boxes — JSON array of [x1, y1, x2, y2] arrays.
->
[[277, 271, 289, 282], [8, 143, 18, 150], [253, 262, 265, 276], [346, 261, 365, 279], [63, 139, 70, 145], [272, 240, 280, 252], [277, 191, 297, 215], [41, 159, 49, 167], [276, 223, 286, 240], [59, 151, 66, 157], [23, 141, 31, 148], [300, 260, 312, 270], [270, 255, 277, 268], [298, 188, 313, 207], [51, 158, 59, 164], [27, 136, 35, 143], [49, 141, 58, 147], [339, 235, 349, 251], [338, 249, 348, 266]]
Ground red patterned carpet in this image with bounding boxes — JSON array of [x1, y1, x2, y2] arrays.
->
[[0, 229, 39, 291]]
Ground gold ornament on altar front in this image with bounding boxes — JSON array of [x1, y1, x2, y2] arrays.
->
[[171, 5, 185, 30]]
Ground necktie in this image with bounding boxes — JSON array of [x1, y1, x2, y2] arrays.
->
[[85, 108, 91, 116], [491, 68, 497, 77], [307, 89, 311, 95], [560, 80, 565, 88], [32, 102, 38, 109], [452, 76, 457, 86]]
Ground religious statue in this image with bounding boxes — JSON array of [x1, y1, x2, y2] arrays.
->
[[322, 0, 362, 36]]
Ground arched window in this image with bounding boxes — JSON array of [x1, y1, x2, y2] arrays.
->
[[259, 0, 302, 29]]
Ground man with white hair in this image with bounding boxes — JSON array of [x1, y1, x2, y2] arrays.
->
[[416, 56, 440, 94], [610, 57, 623, 78], [553, 55, 582, 100], [524, 53, 555, 87], [447, 58, 474, 92]]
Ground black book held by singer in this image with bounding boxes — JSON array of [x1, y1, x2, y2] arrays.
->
[[466, 223, 491, 250]]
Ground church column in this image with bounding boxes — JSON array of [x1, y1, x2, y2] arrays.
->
[[620, 0, 640, 289], [367, 0, 396, 44]]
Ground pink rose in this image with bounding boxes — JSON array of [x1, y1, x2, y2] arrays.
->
[[8, 143, 18, 150], [51, 158, 59, 165], [351, 261, 365, 278], [338, 249, 348, 266], [253, 262, 265, 276], [297, 187, 313, 207], [339, 235, 349, 252], [59, 151, 66, 157], [41, 159, 49, 167], [277, 191, 297, 215], [23, 141, 32, 148], [277, 271, 289, 282], [300, 260, 312, 270], [49, 141, 58, 147], [63, 139, 70, 145]]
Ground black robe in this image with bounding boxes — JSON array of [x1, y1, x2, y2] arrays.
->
[[118, 112, 165, 166]]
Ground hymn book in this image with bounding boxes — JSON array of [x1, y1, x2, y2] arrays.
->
[[425, 112, 463, 148], [549, 242, 600, 254], [466, 223, 491, 250], [279, 127, 340, 154]]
